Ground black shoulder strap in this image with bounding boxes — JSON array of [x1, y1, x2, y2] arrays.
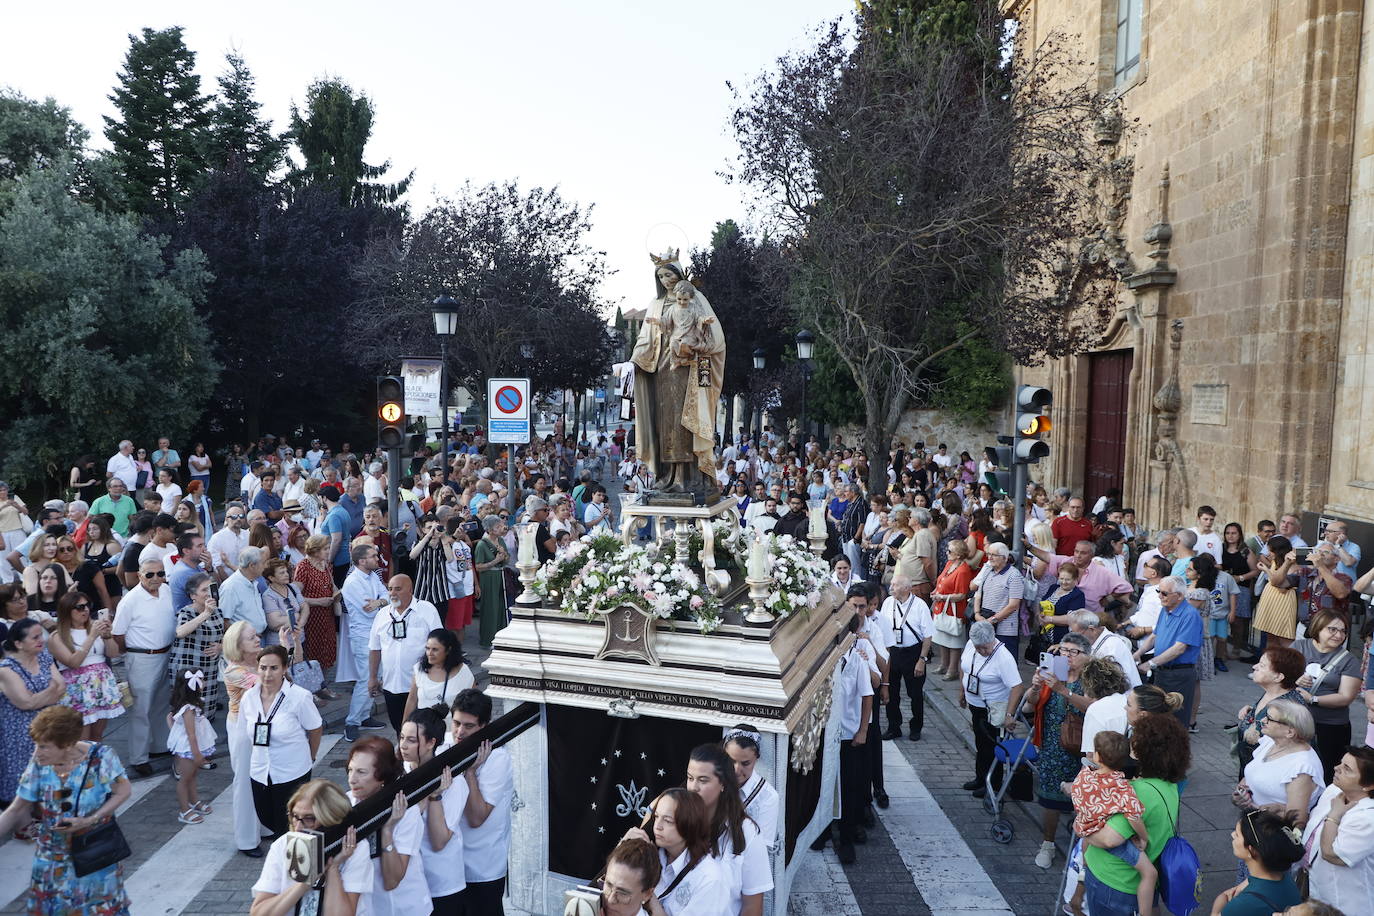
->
[[743, 777, 767, 809], [658, 855, 702, 901]]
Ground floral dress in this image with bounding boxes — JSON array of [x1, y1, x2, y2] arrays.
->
[[1035, 680, 1084, 811], [0, 651, 56, 801], [17, 742, 130, 915], [167, 606, 225, 716]]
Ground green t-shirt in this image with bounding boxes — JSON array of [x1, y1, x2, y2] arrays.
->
[[90, 494, 138, 537], [1084, 777, 1179, 894], [1220, 875, 1301, 916]]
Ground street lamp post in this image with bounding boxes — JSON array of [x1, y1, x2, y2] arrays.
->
[[752, 348, 766, 438], [795, 329, 815, 446], [432, 294, 459, 478]]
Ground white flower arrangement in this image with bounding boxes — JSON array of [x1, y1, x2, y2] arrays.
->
[[758, 532, 831, 619]]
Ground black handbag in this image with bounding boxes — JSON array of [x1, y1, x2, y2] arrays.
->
[[68, 744, 132, 877]]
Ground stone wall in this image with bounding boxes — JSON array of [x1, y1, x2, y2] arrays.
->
[[1012, 0, 1367, 527], [833, 409, 1004, 458]]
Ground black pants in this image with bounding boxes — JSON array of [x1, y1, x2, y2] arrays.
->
[[251, 772, 310, 839], [332, 564, 349, 588], [866, 714, 884, 799], [971, 705, 996, 782], [383, 690, 408, 735], [432, 891, 463, 916], [1313, 720, 1351, 784], [459, 876, 506, 916], [887, 644, 926, 735], [838, 737, 867, 843], [1152, 664, 1199, 728]]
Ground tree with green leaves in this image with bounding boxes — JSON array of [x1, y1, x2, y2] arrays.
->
[[0, 160, 217, 487], [103, 26, 212, 218], [728, 3, 1116, 494], [203, 52, 286, 181], [288, 78, 411, 207], [0, 90, 87, 181]]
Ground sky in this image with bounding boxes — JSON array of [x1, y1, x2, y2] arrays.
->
[[2, 0, 853, 312]]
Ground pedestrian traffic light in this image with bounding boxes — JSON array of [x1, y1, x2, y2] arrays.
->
[[1014, 385, 1052, 463], [377, 376, 405, 450], [984, 439, 1014, 495]]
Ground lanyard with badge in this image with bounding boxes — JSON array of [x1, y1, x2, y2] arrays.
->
[[965, 652, 993, 696], [389, 609, 409, 641], [253, 690, 286, 747], [892, 596, 917, 646]]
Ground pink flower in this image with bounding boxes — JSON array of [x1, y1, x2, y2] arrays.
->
[[690, 595, 704, 609], [643, 591, 658, 602]]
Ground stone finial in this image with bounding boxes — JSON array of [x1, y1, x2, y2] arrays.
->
[[1126, 164, 1178, 291]]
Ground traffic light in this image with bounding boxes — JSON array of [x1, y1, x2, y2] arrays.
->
[[983, 438, 1014, 495], [1014, 385, 1052, 463], [377, 376, 405, 449]]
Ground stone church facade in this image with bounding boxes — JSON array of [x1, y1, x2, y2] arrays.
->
[[1010, 0, 1374, 534]]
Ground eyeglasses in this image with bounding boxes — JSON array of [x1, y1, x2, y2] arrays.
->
[[289, 811, 318, 827], [1060, 648, 1083, 657], [226, 514, 245, 520], [1323, 625, 1348, 635], [57, 546, 75, 553], [73, 602, 91, 610], [143, 571, 167, 579]]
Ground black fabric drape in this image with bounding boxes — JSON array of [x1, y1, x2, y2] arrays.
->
[[784, 730, 824, 866]]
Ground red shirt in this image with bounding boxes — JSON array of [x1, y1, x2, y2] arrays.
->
[[1051, 515, 1094, 555]]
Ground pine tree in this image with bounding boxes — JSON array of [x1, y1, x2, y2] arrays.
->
[[287, 78, 411, 207], [103, 26, 212, 218], [203, 52, 286, 182]]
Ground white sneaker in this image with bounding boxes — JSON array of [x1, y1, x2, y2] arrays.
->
[[1034, 840, 1055, 869]]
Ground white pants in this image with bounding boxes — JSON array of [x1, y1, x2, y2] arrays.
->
[[125, 651, 170, 765], [227, 716, 268, 850]]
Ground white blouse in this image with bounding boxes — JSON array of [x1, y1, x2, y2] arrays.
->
[[1302, 785, 1374, 916], [717, 818, 773, 915], [1243, 736, 1325, 810], [349, 793, 431, 916], [252, 832, 372, 903], [238, 682, 321, 783], [740, 771, 780, 851], [656, 848, 730, 916], [410, 662, 475, 720], [56, 628, 107, 670]]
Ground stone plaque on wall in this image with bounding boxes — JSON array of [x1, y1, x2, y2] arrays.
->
[[1191, 384, 1229, 426]]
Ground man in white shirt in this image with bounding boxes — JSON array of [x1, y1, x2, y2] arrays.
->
[[1190, 505, 1223, 561], [1277, 512, 1309, 549], [342, 544, 390, 740], [1067, 609, 1141, 688], [810, 610, 872, 864], [106, 439, 139, 490], [208, 504, 250, 581], [932, 444, 953, 469], [369, 573, 442, 734], [364, 462, 387, 505], [878, 575, 934, 740], [280, 465, 306, 506], [112, 558, 176, 775], [451, 689, 515, 913]]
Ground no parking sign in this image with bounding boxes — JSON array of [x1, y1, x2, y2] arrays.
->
[[487, 377, 531, 444]]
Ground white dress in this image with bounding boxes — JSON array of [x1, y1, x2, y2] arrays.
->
[[167, 703, 217, 757]]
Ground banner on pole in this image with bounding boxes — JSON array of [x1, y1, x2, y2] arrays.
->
[[401, 358, 443, 420]]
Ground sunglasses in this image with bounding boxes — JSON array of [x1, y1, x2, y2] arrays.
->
[[73, 602, 91, 610], [143, 571, 167, 579], [57, 546, 76, 553]]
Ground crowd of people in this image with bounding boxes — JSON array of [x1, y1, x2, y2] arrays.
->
[[2, 427, 1373, 916]]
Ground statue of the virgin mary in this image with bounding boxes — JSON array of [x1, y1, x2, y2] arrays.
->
[[630, 249, 725, 503]]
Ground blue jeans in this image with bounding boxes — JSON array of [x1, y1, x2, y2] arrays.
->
[[1084, 867, 1137, 916], [346, 624, 373, 726]]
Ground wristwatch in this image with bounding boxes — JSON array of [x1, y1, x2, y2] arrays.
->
[[384, 842, 396, 853]]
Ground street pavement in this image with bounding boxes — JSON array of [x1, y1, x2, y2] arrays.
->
[[2, 462, 1367, 914]]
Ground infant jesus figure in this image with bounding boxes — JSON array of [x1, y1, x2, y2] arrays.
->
[[663, 279, 716, 369]]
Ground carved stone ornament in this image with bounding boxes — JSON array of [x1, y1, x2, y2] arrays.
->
[[790, 679, 834, 775], [595, 603, 661, 667]]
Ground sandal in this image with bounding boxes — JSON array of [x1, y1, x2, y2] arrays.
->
[[193, 800, 213, 815], [178, 807, 205, 825]]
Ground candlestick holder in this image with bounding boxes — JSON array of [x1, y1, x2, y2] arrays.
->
[[808, 530, 827, 557], [516, 558, 541, 606], [744, 575, 775, 624]]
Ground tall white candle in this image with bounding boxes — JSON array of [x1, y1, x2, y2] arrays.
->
[[808, 505, 825, 537], [747, 532, 768, 580], [518, 522, 537, 565]]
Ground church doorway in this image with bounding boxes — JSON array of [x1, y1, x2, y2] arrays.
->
[[1082, 349, 1132, 506]]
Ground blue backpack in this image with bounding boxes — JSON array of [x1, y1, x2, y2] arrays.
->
[[1146, 782, 1202, 916]]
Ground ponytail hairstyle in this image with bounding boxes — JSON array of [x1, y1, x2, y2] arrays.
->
[[687, 744, 749, 857], [171, 669, 207, 712], [404, 707, 447, 759], [723, 724, 763, 761], [1131, 683, 1184, 715]]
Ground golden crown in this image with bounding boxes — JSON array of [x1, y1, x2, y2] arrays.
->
[[649, 248, 680, 267]]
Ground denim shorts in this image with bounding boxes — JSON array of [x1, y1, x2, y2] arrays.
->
[[1084, 868, 1138, 916]]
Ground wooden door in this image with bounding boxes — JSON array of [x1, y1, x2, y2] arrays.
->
[[1083, 350, 1132, 503]]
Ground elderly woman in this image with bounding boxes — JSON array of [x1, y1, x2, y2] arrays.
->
[[1236, 698, 1323, 829], [0, 705, 132, 914], [1302, 745, 1374, 915], [1293, 609, 1362, 782], [1029, 631, 1093, 870], [972, 542, 1025, 658], [171, 572, 226, 717], [293, 534, 338, 681], [0, 619, 67, 816], [473, 515, 509, 648], [1078, 656, 1131, 757], [931, 539, 974, 679], [250, 779, 370, 915], [957, 619, 1027, 798], [596, 838, 663, 916], [221, 619, 268, 857], [345, 736, 432, 913], [1235, 646, 1306, 776], [1082, 713, 1191, 916]]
